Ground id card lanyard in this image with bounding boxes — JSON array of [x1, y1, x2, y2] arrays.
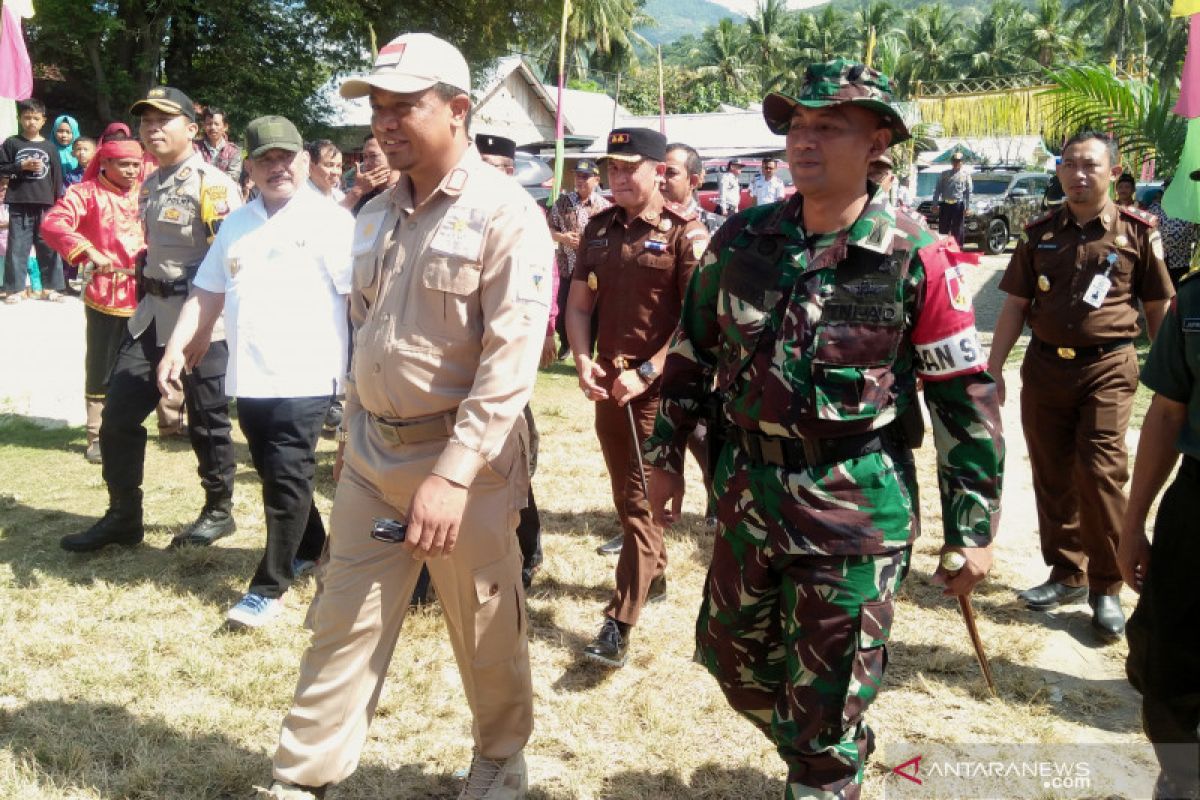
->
[[1082, 251, 1118, 309]]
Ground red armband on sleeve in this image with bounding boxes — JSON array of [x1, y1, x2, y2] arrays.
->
[[912, 240, 986, 381]]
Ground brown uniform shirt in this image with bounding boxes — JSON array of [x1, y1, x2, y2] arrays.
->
[[345, 147, 554, 487], [572, 192, 708, 364], [1000, 199, 1174, 345]]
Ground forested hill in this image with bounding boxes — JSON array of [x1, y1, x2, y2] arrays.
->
[[639, 0, 745, 45]]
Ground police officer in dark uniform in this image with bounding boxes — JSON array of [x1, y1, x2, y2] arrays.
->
[[1120, 264, 1200, 800], [565, 128, 708, 666], [988, 130, 1174, 641], [61, 86, 241, 552]]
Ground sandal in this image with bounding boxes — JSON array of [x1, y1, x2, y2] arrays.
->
[[4, 293, 21, 305], [41, 290, 65, 303]]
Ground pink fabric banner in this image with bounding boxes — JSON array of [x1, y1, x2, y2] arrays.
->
[[1175, 14, 1200, 118], [0, 2, 33, 100]]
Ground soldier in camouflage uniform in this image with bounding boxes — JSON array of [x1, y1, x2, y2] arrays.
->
[[645, 60, 1005, 799]]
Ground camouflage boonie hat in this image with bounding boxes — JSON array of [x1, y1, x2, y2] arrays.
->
[[762, 58, 910, 143]]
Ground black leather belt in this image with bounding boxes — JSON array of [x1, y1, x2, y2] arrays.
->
[[141, 276, 189, 298], [1031, 337, 1133, 361], [368, 410, 456, 446], [735, 424, 901, 471]]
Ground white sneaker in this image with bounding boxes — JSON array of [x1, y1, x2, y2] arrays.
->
[[226, 593, 282, 629], [458, 750, 527, 799]]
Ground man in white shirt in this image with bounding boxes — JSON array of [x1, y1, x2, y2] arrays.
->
[[159, 115, 354, 629], [749, 156, 786, 206], [718, 158, 742, 215]]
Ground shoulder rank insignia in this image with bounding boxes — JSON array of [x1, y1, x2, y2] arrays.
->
[[1119, 206, 1152, 226]]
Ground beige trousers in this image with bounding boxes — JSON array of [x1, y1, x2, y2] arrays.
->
[[272, 416, 533, 788]]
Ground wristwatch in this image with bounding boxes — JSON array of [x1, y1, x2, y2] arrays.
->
[[636, 361, 658, 384], [334, 425, 349, 444]]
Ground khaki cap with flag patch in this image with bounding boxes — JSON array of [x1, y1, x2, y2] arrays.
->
[[762, 58, 909, 143], [340, 33, 471, 99]]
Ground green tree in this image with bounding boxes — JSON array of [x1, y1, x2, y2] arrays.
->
[[793, 6, 855, 64], [893, 2, 965, 91], [1045, 64, 1185, 174], [1023, 0, 1083, 68], [693, 18, 752, 94], [955, 0, 1034, 76], [1069, 0, 1163, 65], [850, 0, 901, 68], [743, 0, 794, 93]]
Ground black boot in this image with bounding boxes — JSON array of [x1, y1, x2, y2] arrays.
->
[[61, 489, 144, 552], [169, 495, 236, 548]]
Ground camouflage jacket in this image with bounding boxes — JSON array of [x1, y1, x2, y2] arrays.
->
[[644, 187, 1004, 549]]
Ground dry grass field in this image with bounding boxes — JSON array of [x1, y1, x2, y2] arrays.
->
[[0, 360, 1156, 800]]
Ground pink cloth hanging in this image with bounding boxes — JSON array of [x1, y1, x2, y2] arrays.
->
[[1175, 15, 1200, 118], [0, 2, 33, 100]]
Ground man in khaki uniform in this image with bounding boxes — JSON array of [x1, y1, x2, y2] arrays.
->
[[989, 131, 1174, 642], [260, 34, 553, 800]]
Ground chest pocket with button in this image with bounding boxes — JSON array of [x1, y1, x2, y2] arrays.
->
[[807, 249, 905, 422], [419, 256, 483, 342]]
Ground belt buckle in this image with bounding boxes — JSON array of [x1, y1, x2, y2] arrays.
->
[[1056, 347, 1076, 360], [371, 416, 401, 444]]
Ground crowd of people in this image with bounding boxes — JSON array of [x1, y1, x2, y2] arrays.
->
[[1, 30, 1197, 800]]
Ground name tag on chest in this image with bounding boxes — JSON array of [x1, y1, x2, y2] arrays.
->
[[430, 206, 487, 261], [1082, 273, 1112, 308]]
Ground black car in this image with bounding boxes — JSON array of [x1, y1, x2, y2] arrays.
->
[[918, 171, 1052, 254]]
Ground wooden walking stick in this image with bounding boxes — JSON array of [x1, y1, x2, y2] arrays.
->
[[941, 551, 998, 697]]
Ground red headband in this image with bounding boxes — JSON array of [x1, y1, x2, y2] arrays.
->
[[84, 140, 144, 184]]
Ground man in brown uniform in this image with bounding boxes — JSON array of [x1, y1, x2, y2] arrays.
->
[[565, 128, 708, 667], [988, 131, 1174, 642], [260, 33, 553, 800]]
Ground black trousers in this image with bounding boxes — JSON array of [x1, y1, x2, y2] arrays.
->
[[1127, 456, 1200, 794], [938, 201, 966, 246], [516, 404, 543, 572], [237, 396, 330, 598], [3, 203, 63, 293], [100, 322, 235, 502], [85, 307, 130, 398]]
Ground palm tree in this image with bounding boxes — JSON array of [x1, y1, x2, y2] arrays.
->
[[850, 0, 900, 68], [956, 0, 1035, 76], [743, 0, 794, 93], [1069, 0, 1163, 66], [550, 0, 650, 79], [1023, 0, 1083, 68], [793, 6, 855, 63], [1045, 64, 1185, 174], [893, 2, 964, 90], [694, 18, 752, 94]]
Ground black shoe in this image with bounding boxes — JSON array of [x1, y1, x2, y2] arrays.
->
[[647, 574, 667, 604], [169, 506, 236, 548], [1017, 580, 1088, 610], [596, 534, 623, 556], [1089, 592, 1126, 641], [583, 617, 628, 668], [61, 492, 144, 552], [1153, 770, 1200, 800]]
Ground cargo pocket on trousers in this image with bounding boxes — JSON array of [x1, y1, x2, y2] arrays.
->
[[472, 552, 524, 668], [842, 599, 894, 731]]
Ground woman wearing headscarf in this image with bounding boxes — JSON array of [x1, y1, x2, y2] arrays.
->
[[52, 114, 80, 177]]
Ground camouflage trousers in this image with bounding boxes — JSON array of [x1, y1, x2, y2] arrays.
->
[[696, 460, 911, 800]]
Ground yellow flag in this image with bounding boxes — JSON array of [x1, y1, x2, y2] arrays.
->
[[1172, 0, 1200, 17]]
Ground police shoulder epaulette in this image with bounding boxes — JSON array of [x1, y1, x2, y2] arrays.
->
[[1119, 205, 1154, 226], [1025, 210, 1056, 229], [663, 200, 698, 222]]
